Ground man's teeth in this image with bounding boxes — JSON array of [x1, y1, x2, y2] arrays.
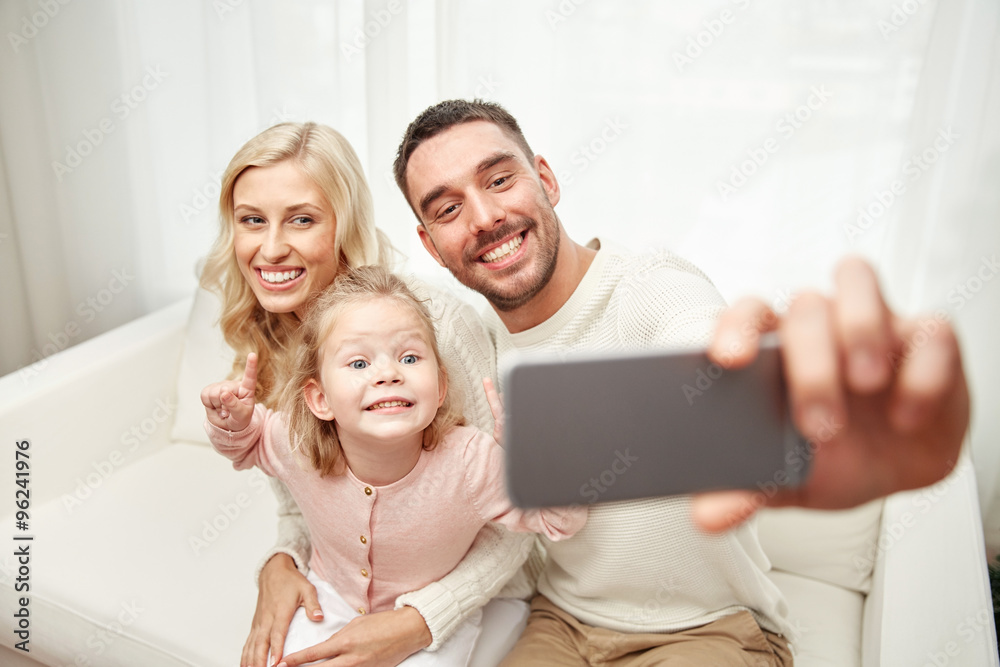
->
[[481, 235, 522, 263], [367, 400, 411, 410], [260, 269, 303, 284]]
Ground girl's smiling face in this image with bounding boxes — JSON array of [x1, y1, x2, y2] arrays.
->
[[304, 297, 446, 450]]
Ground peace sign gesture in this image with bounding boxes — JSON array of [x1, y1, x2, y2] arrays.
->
[[201, 353, 259, 432]]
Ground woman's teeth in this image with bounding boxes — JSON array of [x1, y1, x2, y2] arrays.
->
[[481, 235, 522, 263], [367, 401, 411, 410], [260, 269, 303, 284]]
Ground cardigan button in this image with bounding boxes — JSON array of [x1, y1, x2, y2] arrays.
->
[[364, 486, 373, 496], [360, 535, 367, 544], [361, 569, 368, 577], [358, 607, 366, 615]]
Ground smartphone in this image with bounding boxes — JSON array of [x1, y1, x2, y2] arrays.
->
[[501, 336, 812, 508]]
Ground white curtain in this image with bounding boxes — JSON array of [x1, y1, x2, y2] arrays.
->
[[2, 0, 998, 544]]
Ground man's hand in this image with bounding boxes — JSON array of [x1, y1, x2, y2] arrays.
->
[[202, 353, 258, 432], [693, 256, 970, 531], [242, 553, 323, 667], [276, 606, 432, 667]]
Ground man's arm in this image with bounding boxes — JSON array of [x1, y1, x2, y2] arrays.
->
[[694, 256, 968, 529]]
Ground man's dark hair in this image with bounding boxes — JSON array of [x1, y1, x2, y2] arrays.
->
[[392, 99, 535, 214]]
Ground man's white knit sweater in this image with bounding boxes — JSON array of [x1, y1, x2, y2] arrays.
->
[[486, 238, 793, 640], [271, 241, 794, 646]]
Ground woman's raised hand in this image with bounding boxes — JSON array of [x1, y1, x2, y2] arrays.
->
[[201, 353, 259, 432]]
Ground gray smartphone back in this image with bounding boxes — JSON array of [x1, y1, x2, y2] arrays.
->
[[502, 343, 811, 508]]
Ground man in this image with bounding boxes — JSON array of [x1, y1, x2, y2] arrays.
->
[[270, 99, 969, 666], [390, 99, 969, 665]]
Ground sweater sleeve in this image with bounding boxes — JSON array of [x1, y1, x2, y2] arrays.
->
[[463, 429, 588, 541], [255, 478, 312, 579], [394, 523, 536, 651]]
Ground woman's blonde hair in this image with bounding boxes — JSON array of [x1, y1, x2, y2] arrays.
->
[[279, 265, 466, 476], [201, 122, 394, 407]]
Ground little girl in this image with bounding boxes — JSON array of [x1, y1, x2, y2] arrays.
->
[[202, 265, 586, 666]]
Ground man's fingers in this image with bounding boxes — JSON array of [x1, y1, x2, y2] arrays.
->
[[708, 297, 778, 369], [889, 317, 962, 432], [691, 490, 762, 532], [780, 293, 846, 441], [834, 257, 893, 394], [240, 353, 259, 398]]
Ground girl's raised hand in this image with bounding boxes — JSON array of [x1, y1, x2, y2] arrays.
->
[[483, 377, 505, 445], [201, 353, 259, 432]]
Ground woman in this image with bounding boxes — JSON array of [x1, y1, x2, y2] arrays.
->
[[200, 122, 538, 667]]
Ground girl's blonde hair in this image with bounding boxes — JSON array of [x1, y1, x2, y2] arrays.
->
[[279, 265, 466, 477], [201, 122, 395, 407]]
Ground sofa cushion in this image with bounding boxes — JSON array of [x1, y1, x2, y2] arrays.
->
[[767, 569, 864, 666], [0, 442, 273, 666], [170, 287, 235, 446], [0, 439, 529, 666], [757, 500, 884, 594]]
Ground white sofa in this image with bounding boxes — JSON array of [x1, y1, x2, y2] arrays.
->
[[0, 288, 997, 667]]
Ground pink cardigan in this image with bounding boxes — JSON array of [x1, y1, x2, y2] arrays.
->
[[206, 406, 586, 615]]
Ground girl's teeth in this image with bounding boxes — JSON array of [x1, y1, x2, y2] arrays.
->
[[482, 235, 522, 263], [369, 401, 411, 410], [261, 269, 303, 283]]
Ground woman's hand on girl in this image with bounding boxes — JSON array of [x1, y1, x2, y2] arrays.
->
[[243, 553, 323, 667], [201, 353, 259, 432], [276, 606, 431, 667]]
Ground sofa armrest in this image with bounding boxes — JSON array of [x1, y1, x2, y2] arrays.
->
[[862, 447, 999, 666], [0, 297, 192, 508]]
